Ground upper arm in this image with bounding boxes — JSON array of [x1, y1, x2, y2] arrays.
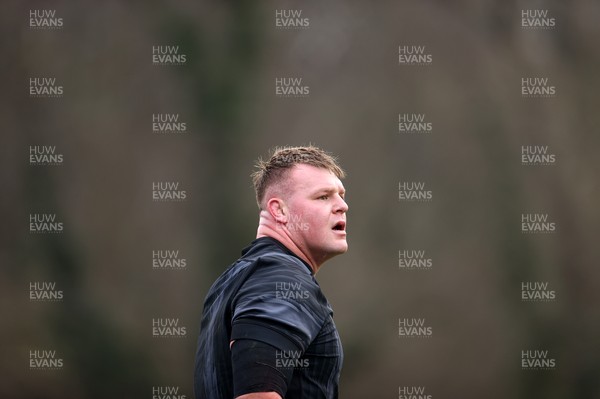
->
[[230, 339, 292, 398]]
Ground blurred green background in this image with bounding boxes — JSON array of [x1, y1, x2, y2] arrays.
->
[[1, 1, 599, 398]]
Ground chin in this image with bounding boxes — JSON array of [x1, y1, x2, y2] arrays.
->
[[332, 242, 348, 254]]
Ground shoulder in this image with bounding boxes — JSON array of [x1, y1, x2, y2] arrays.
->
[[254, 252, 312, 278], [240, 253, 320, 299], [231, 253, 331, 349], [242, 238, 313, 278], [234, 252, 328, 312]]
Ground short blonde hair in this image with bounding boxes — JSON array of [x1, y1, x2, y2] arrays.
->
[[251, 145, 345, 209]]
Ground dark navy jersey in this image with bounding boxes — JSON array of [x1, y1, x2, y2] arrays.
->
[[194, 237, 343, 399]]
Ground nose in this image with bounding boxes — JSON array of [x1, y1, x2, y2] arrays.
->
[[334, 195, 348, 213]]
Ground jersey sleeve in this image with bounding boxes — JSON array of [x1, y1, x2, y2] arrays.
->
[[230, 254, 330, 352]]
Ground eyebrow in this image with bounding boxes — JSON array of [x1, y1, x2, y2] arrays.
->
[[312, 186, 345, 196]]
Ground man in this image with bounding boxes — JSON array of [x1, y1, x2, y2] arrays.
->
[[194, 145, 348, 399]]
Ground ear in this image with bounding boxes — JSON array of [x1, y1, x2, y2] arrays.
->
[[266, 197, 288, 223]]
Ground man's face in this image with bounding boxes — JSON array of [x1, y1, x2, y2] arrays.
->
[[282, 164, 348, 264]]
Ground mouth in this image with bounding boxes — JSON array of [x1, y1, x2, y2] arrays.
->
[[332, 221, 346, 233]]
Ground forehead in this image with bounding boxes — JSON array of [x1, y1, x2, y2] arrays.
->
[[287, 164, 344, 192]]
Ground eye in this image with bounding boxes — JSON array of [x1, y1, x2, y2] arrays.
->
[[318, 195, 329, 200]]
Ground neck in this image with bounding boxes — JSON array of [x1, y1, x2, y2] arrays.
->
[[256, 211, 320, 274]]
